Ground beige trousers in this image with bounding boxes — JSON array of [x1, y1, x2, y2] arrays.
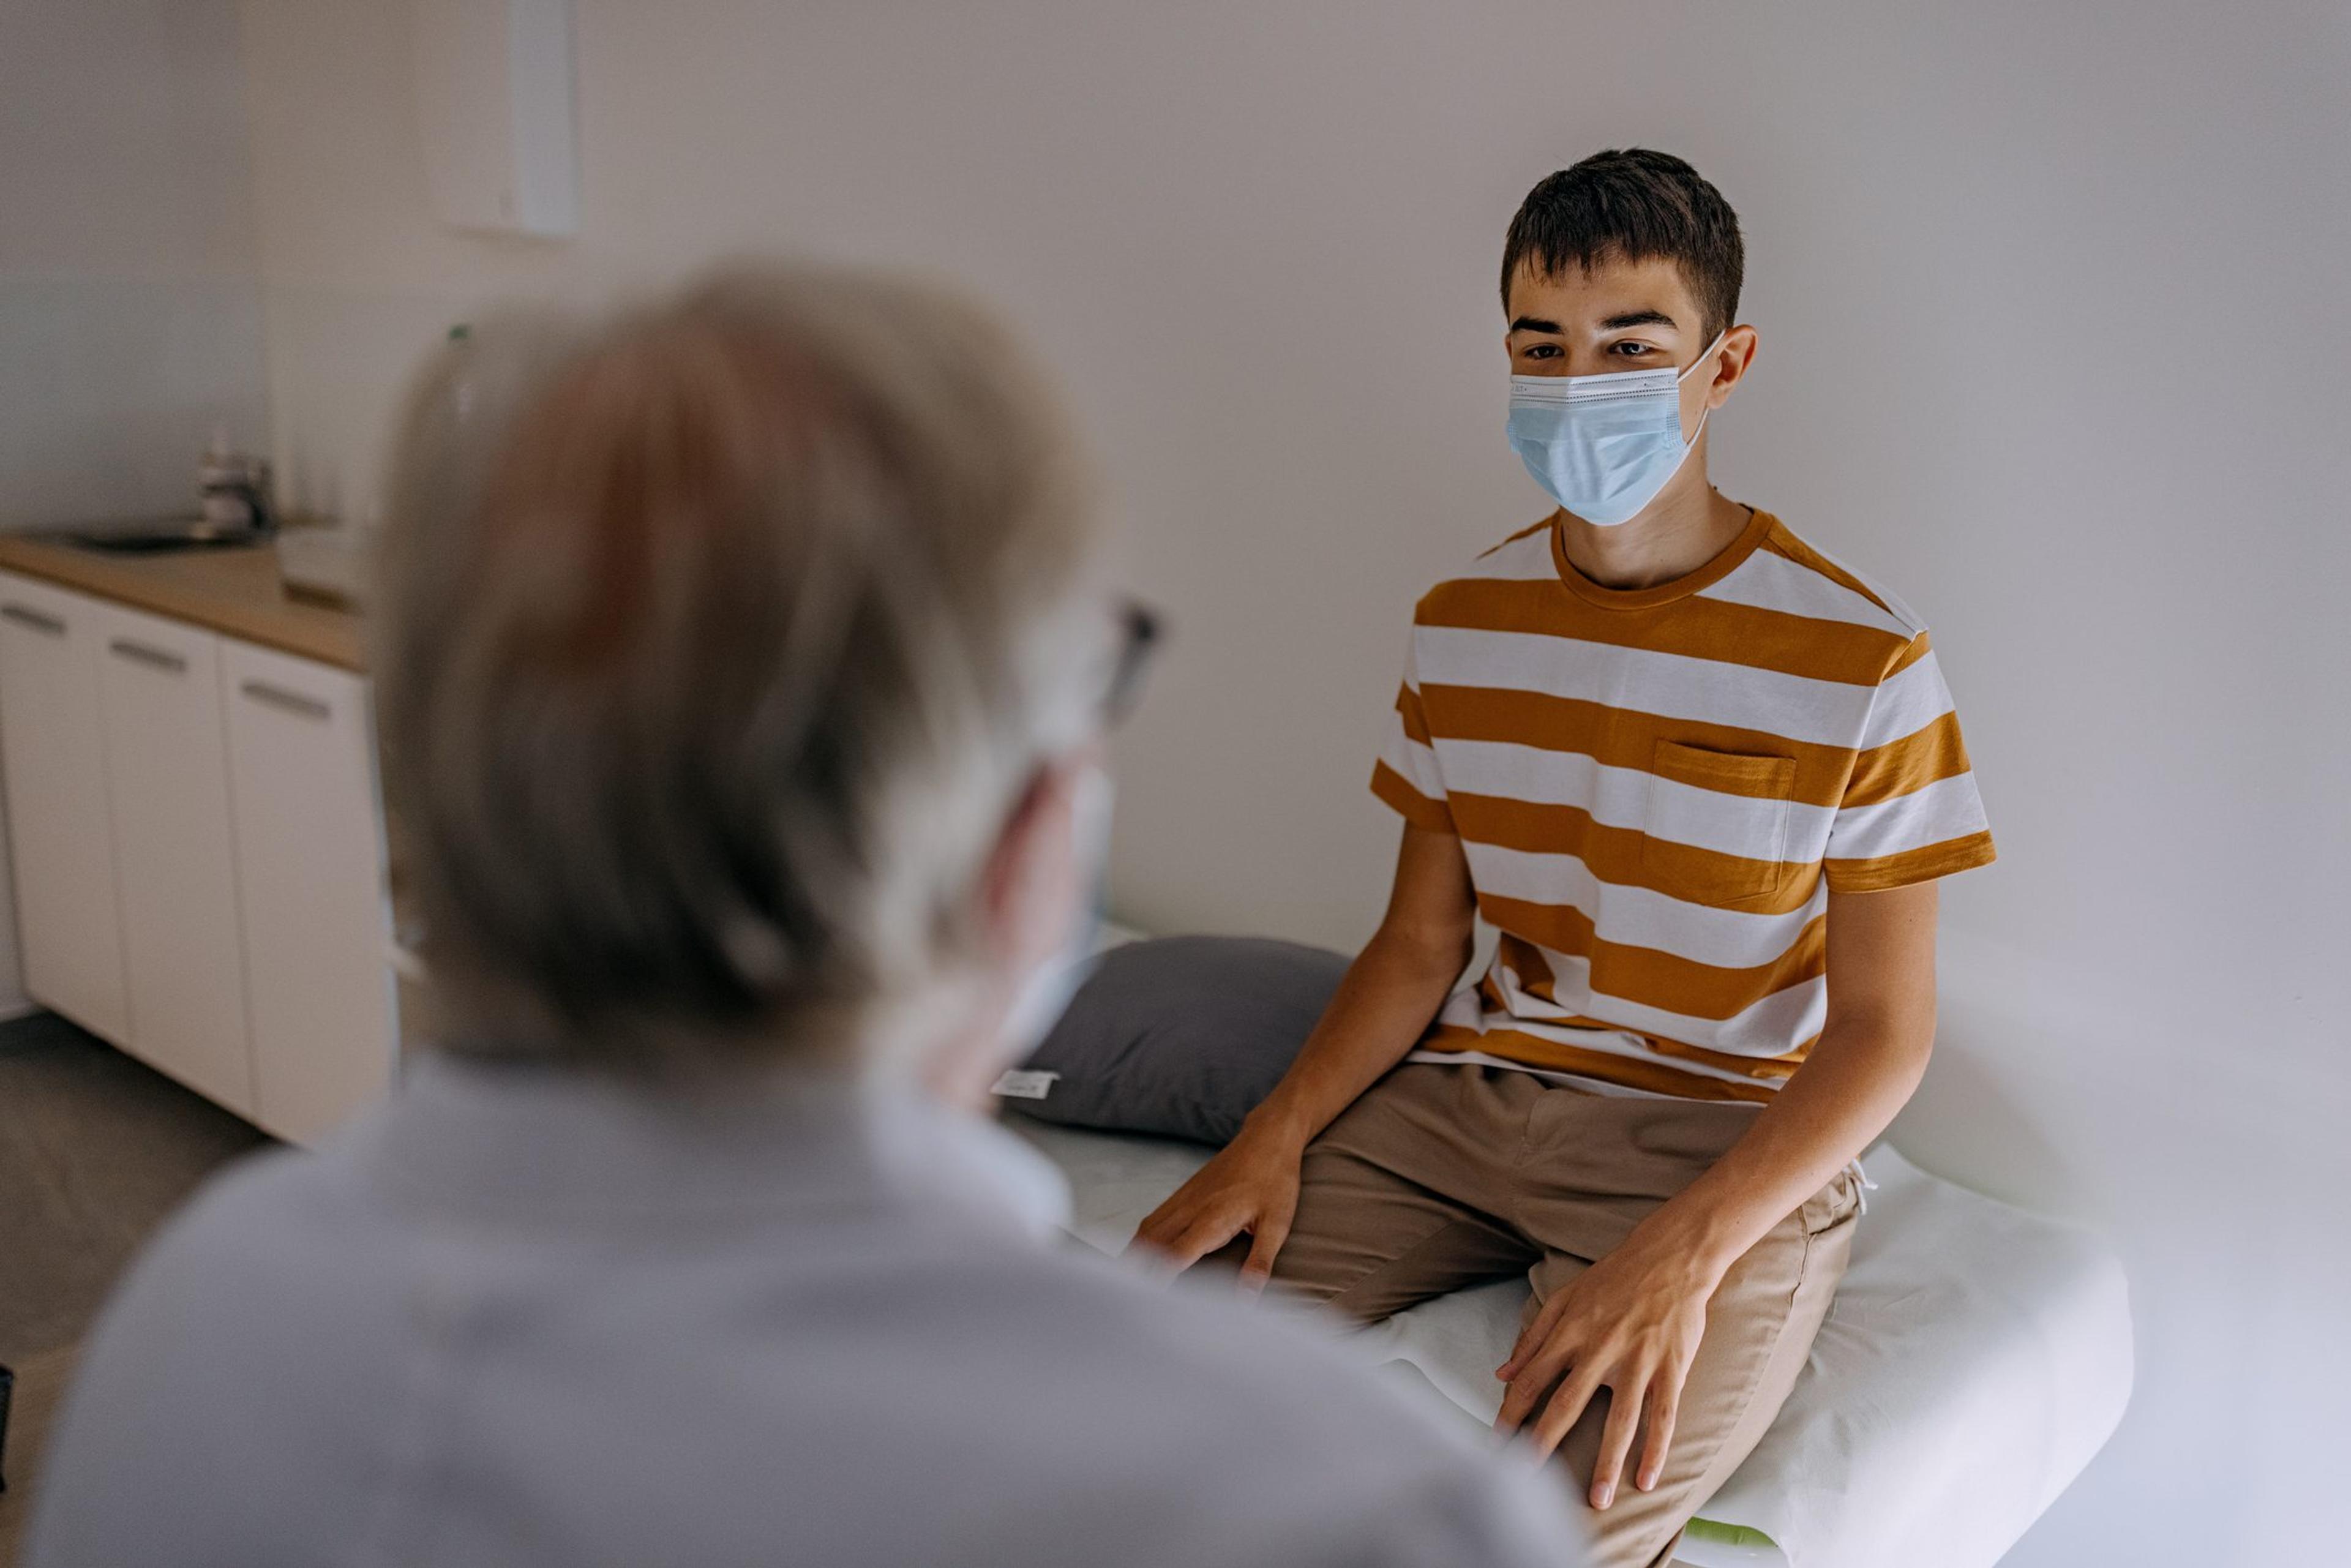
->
[[1264, 1062, 1859, 1568]]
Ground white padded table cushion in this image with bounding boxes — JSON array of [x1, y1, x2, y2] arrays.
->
[[1011, 1118, 2132, 1568]]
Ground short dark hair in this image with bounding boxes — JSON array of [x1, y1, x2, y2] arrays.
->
[[1500, 149, 1744, 343]]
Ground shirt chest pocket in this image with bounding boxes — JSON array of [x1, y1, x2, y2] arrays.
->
[[1641, 740, 1797, 908]]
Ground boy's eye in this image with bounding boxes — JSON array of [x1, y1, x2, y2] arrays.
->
[[1611, 341, 1656, 357], [1523, 343, 1561, 359]]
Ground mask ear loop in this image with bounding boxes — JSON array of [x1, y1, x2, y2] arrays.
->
[[1643, 329, 1729, 490], [1671, 330, 1731, 457]]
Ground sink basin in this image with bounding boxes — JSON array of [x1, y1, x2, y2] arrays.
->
[[51, 516, 270, 554]]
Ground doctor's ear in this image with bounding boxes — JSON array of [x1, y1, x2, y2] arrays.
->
[[977, 754, 1095, 969]]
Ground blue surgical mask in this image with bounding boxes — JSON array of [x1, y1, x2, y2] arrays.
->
[[1506, 333, 1725, 527]]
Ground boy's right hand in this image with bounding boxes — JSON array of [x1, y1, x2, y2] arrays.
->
[[1127, 1124, 1306, 1292]]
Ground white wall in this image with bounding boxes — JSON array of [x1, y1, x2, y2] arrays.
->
[[233, 4, 2351, 1561], [0, 0, 272, 1013], [0, 0, 269, 524]]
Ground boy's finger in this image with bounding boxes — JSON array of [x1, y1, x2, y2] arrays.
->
[[1237, 1217, 1290, 1294], [1494, 1343, 1572, 1434], [1588, 1380, 1643, 1509], [1529, 1365, 1602, 1460], [1498, 1296, 1565, 1378], [1122, 1202, 1193, 1257], [1166, 1209, 1247, 1268], [1637, 1379, 1679, 1492]]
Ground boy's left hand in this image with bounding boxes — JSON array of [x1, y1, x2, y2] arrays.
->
[[1492, 1230, 1722, 1510]]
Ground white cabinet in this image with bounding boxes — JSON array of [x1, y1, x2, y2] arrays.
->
[[222, 640, 397, 1145], [91, 600, 255, 1117], [410, 0, 580, 238], [0, 567, 399, 1146], [0, 574, 129, 1041]]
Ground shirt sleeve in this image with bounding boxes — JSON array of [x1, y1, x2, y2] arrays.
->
[[1368, 625, 1457, 834], [1824, 629, 1997, 892]]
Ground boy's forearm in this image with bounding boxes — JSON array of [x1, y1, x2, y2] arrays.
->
[[1634, 1011, 1933, 1281], [1243, 926, 1469, 1152]]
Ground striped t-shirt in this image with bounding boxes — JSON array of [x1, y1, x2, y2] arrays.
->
[[1370, 508, 1994, 1103]]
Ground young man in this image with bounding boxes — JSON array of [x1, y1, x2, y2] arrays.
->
[[1135, 149, 1995, 1568]]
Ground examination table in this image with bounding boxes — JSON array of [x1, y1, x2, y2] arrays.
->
[[1013, 1117, 2132, 1568]]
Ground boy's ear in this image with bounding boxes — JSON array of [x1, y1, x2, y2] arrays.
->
[[1703, 324, 1761, 405]]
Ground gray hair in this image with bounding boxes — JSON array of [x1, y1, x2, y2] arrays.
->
[[372, 263, 1108, 1074]]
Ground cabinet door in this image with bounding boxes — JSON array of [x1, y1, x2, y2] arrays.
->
[[0, 572, 129, 1041], [93, 602, 255, 1116], [221, 640, 397, 1144]]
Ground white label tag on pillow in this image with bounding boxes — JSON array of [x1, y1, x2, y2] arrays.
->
[[990, 1068, 1059, 1101]]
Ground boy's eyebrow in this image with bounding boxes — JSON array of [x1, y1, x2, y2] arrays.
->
[[1509, 309, 1681, 334]]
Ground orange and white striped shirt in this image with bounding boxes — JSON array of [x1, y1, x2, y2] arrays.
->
[[1371, 508, 1994, 1103]]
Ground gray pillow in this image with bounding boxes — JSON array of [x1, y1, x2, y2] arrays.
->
[[1000, 935, 1349, 1146]]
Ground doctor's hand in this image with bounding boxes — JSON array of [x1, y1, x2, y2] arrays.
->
[[1492, 1226, 1723, 1511], [1126, 1124, 1304, 1292]]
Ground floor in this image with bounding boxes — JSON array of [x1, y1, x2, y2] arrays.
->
[[0, 1010, 271, 1563]]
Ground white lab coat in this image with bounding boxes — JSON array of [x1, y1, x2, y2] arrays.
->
[[30, 1049, 1582, 1567]]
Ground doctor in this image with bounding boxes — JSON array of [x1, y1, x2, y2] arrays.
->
[[28, 266, 1584, 1568]]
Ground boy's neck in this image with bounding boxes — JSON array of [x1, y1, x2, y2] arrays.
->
[[1556, 456, 1753, 593]]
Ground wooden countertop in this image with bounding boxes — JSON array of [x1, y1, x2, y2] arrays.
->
[[0, 533, 364, 672]]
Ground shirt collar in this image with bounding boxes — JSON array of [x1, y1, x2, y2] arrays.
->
[[337, 1048, 1071, 1243]]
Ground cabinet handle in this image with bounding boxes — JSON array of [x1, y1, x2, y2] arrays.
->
[[0, 603, 65, 637], [239, 679, 332, 722], [107, 637, 188, 674]]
